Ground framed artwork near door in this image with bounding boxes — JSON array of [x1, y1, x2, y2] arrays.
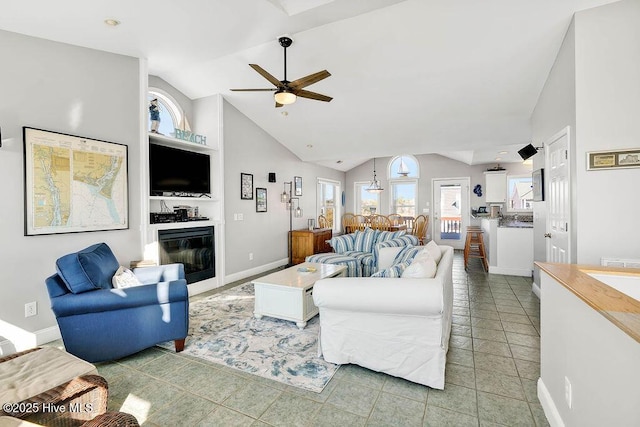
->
[[587, 148, 640, 170], [532, 169, 544, 201]]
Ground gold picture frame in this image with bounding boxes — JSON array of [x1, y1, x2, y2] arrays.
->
[[587, 148, 640, 170]]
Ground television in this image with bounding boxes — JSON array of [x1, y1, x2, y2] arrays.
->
[[149, 143, 210, 196]]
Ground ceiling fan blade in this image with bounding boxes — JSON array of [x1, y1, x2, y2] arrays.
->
[[275, 102, 283, 108], [289, 70, 331, 89], [230, 88, 277, 92], [295, 89, 333, 102], [249, 64, 282, 88]]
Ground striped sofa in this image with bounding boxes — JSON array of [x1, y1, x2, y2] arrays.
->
[[306, 228, 419, 277]]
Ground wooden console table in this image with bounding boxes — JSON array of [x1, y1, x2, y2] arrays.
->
[[290, 228, 332, 265]]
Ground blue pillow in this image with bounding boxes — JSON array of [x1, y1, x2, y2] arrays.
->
[[56, 243, 119, 294], [371, 262, 409, 278], [328, 234, 355, 254], [393, 245, 423, 265], [353, 228, 379, 253], [373, 234, 419, 266], [376, 230, 406, 244]]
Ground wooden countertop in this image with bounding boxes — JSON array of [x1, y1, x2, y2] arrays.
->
[[536, 262, 640, 343]]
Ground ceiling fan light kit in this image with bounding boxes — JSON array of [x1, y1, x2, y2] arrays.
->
[[274, 89, 296, 105], [231, 36, 332, 107]]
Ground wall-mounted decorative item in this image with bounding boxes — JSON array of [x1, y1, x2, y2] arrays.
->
[[294, 176, 303, 196], [587, 148, 640, 170], [532, 168, 544, 201], [268, 172, 276, 183], [241, 173, 253, 199], [256, 187, 267, 212], [473, 184, 482, 197], [23, 127, 128, 235]]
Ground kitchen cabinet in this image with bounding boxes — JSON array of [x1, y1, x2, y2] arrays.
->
[[484, 171, 507, 203]]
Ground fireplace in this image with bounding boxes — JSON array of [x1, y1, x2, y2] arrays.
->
[[158, 226, 215, 284]]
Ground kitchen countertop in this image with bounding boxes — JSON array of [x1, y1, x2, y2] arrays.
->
[[536, 262, 640, 343], [498, 221, 533, 228]]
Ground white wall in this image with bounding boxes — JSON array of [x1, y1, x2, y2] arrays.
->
[[531, 18, 577, 279], [539, 271, 640, 426], [0, 31, 141, 342], [222, 100, 345, 277], [573, 0, 640, 264]]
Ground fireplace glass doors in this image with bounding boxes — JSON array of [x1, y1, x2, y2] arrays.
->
[[158, 226, 215, 284]]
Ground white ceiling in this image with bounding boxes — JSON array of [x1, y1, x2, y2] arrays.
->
[[0, 0, 619, 171]]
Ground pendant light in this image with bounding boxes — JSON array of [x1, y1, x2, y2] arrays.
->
[[366, 158, 384, 193]]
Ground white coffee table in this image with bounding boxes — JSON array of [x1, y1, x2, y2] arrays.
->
[[253, 262, 347, 329]]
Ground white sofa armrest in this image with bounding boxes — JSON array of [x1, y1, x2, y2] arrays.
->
[[313, 278, 444, 316]]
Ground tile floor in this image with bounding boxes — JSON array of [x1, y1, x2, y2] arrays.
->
[[69, 253, 549, 426]]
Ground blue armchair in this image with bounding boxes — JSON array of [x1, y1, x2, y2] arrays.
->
[[45, 243, 189, 363]]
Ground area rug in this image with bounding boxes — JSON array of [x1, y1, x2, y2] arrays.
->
[[158, 282, 338, 393]]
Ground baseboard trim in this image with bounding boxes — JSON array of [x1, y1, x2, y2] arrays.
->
[[538, 378, 564, 427], [224, 258, 288, 285], [0, 320, 62, 351], [489, 266, 533, 277], [532, 281, 541, 299]]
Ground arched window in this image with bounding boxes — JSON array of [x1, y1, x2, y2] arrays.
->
[[388, 155, 419, 216], [148, 88, 190, 137]]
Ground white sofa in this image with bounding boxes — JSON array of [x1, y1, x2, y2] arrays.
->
[[312, 244, 454, 389]]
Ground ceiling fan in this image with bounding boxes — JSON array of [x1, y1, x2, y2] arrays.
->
[[230, 36, 332, 108]]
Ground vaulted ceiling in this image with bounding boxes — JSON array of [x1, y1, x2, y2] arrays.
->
[[0, 0, 620, 171]]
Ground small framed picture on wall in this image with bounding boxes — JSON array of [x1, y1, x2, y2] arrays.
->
[[256, 188, 267, 212], [294, 176, 302, 196], [241, 173, 253, 200]]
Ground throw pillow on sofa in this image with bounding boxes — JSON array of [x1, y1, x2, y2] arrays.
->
[[402, 253, 438, 278], [371, 261, 410, 278], [425, 240, 443, 264], [373, 234, 419, 266], [376, 229, 406, 243], [353, 228, 380, 253], [328, 233, 355, 254], [393, 244, 423, 265]]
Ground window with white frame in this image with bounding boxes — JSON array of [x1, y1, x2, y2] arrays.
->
[[355, 181, 380, 215], [317, 178, 341, 232], [388, 155, 419, 216], [506, 174, 533, 212], [148, 89, 190, 137]]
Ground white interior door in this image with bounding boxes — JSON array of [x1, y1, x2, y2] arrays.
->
[[545, 127, 571, 263], [432, 178, 469, 249]]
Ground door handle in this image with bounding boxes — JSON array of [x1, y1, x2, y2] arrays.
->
[[544, 233, 551, 238]]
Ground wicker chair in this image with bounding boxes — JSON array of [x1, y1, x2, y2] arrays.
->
[[387, 214, 402, 225], [412, 214, 429, 244], [341, 213, 355, 233], [369, 214, 391, 231], [318, 214, 330, 229], [0, 348, 139, 426]]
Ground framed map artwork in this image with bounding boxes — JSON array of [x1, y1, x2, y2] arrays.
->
[[23, 127, 129, 235]]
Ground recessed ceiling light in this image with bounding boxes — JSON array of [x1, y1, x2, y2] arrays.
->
[[307, 144, 313, 149], [498, 151, 508, 155], [495, 157, 502, 161], [104, 19, 121, 27]]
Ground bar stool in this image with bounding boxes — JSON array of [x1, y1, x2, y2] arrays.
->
[[464, 226, 488, 271]]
